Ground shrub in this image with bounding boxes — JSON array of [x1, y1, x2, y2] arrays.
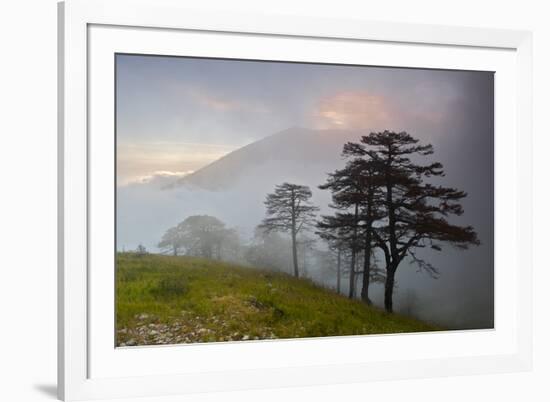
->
[[151, 276, 188, 299], [117, 268, 140, 283], [135, 244, 148, 256]]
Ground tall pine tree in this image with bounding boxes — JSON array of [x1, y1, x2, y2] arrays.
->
[[260, 183, 319, 278], [344, 131, 480, 312]]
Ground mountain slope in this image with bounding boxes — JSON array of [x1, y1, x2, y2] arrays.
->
[[170, 127, 365, 191], [116, 253, 438, 346]]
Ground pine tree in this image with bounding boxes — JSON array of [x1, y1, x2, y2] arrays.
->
[[260, 183, 319, 278], [318, 158, 384, 302], [344, 131, 480, 312]]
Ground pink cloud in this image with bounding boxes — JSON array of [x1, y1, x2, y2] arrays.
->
[[189, 90, 241, 111], [312, 91, 394, 130], [185, 88, 268, 114]]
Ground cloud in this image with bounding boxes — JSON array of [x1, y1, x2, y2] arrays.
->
[[312, 91, 393, 130], [184, 87, 269, 115], [136, 170, 194, 182], [117, 142, 236, 186], [126, 170, 195, 188], [190, 90, 241, 111]]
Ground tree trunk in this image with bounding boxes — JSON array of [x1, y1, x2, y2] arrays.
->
[[384, 164, 398, 313], [291, 230, 299, 278], [290, 189, 299, 278], [217, 241, 222, 260], [336, 249, 341, 294], [361, 239, 372, 305], [384, 266, 396, 313], [361, 192, 373, 305], [348, 249, 355, 299], [302, 244, 307, 276], [348, 202, 359, 299]]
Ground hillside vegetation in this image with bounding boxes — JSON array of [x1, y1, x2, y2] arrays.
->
[[116, 253, 438, 346]]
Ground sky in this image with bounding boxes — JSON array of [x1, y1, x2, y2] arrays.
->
[[116, 54, 482, 185]]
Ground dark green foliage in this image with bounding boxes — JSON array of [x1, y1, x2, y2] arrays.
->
[[343, 131, 480, 312], [151, 275, 188, 299]]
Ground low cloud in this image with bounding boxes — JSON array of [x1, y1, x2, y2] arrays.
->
[[117, 142, 236, 185], [130, 170, 194, 187]]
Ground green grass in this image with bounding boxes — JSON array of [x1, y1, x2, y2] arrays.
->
[[116, 252, 439, 346]]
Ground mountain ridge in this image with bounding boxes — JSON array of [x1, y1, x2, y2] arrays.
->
[[168, 127, 367, 191]]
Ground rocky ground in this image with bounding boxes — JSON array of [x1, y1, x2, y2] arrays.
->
[[117, 309, 279, 347]]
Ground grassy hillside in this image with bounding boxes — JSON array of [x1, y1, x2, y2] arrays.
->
[[116, 253, 438, 346]]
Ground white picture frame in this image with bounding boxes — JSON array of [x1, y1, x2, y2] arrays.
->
[[58, 0, 533, 400]]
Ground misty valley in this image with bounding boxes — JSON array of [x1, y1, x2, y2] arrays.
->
[[116, 129, 491, 347]]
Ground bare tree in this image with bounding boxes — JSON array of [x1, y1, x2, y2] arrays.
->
[[260, 183, 319, 278]]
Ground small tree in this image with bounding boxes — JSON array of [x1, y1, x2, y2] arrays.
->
[[322, 239, 349, 295], [318, 158, 384, 302], [260, 183, 319, 278], [135, 244, 148, 256], [158, 226, 184, 256], [158, 215, 234, 260], [245, 227, 293, 272], [297, 235, 317, 278], [332, 243, 344, 294], [317, 212, 360, 298]]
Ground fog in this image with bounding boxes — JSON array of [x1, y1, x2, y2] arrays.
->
[[117, 55, 494, 330], [118, 127, 493, 331]]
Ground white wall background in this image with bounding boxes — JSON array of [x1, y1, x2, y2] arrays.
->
[[0, 0, 547, 401]]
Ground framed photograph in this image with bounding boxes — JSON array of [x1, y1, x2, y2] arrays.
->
[[58, 0, 533, 400]]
